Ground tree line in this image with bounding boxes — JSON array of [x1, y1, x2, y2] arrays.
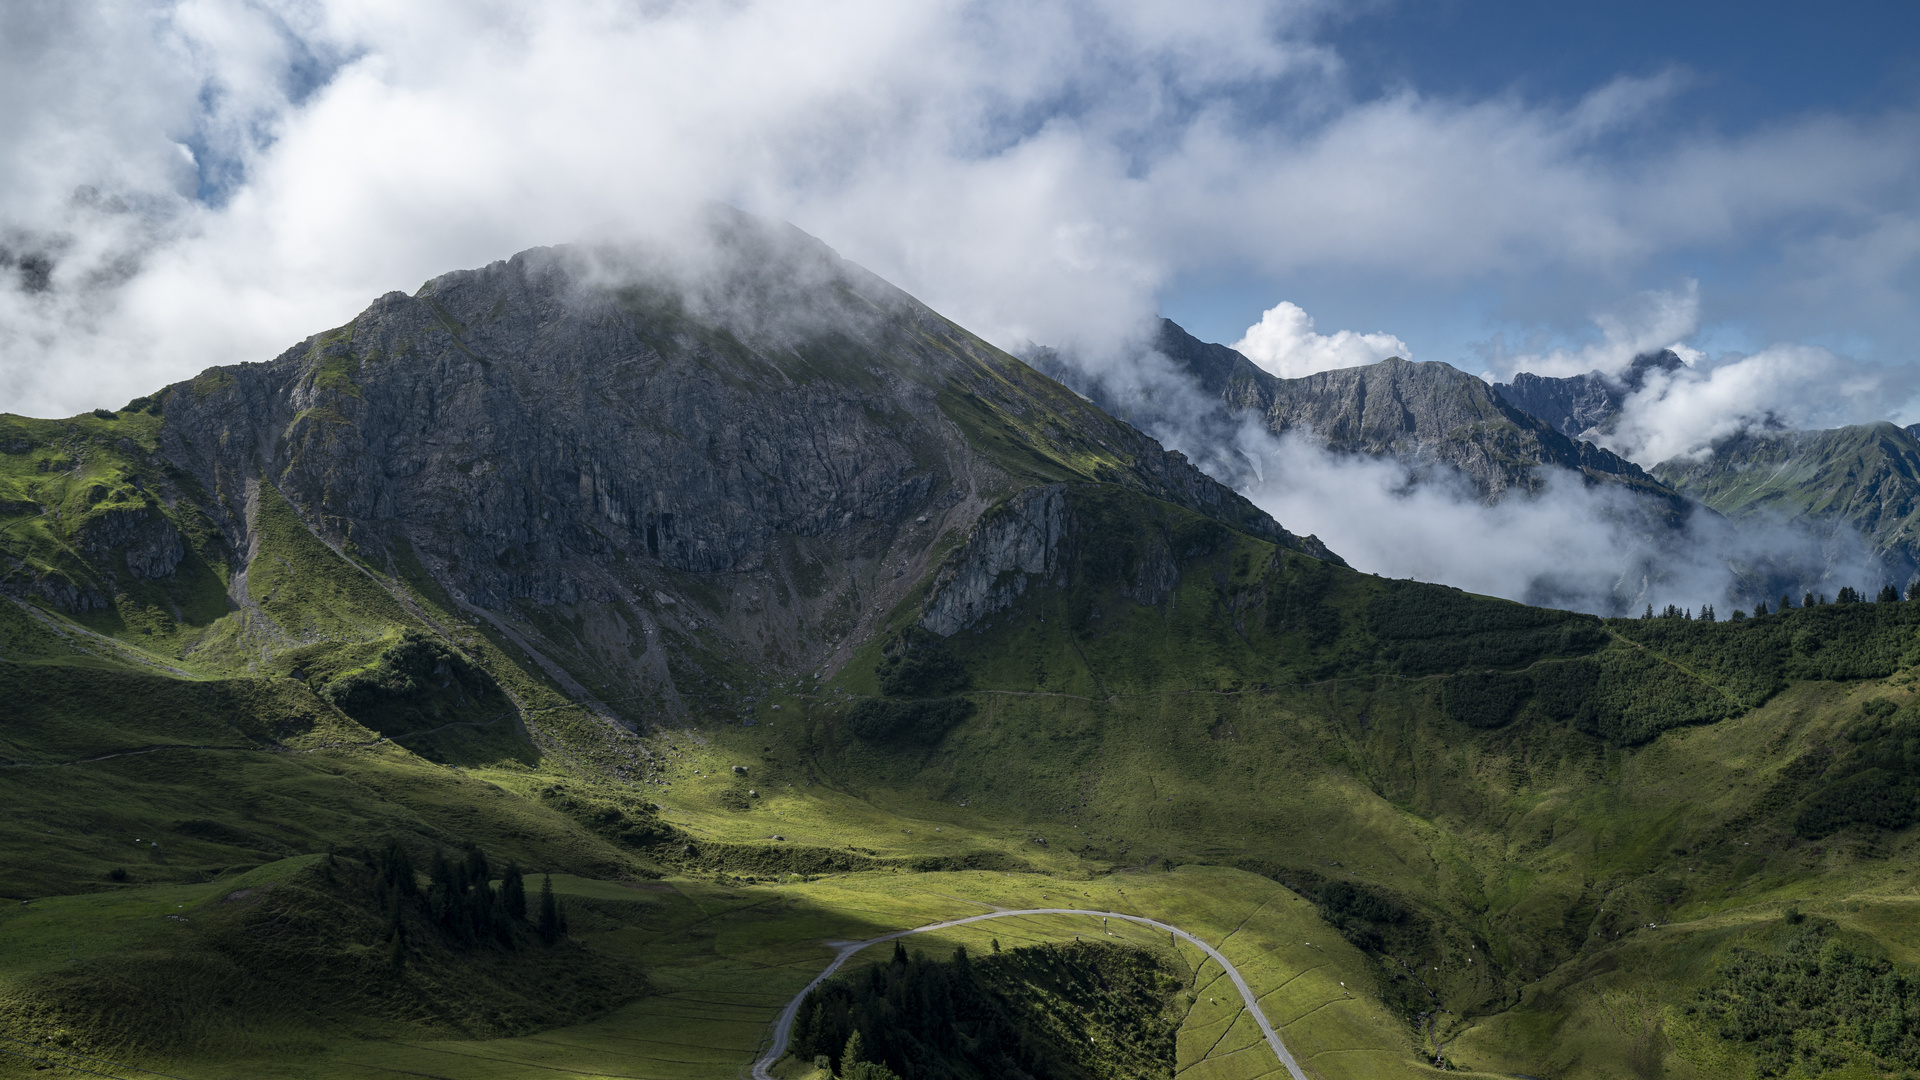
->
[[363, 840, 569, 968], [790, 939, 1181, 1080]]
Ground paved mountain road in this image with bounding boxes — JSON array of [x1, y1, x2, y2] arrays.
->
[[750, 907, 1309, 1080]]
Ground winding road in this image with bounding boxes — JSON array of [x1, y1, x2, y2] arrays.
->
[[751, 907, 1308, 1080]]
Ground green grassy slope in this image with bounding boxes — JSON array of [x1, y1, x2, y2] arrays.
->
[[12, 446, 1920, 1078], [782, 484, 1920, 1076], [1654, 421, 1920, 577]]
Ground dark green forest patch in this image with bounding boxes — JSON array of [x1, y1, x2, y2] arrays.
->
[[790, 938, 1184, 1080], [2, 851, 644, 1060], [1695, 916, 1920, 1076]]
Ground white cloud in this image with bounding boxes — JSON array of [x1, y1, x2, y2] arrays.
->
[[1229, 301, 1408, 378], [1599, 343, 1920, 464], [1233, 424, 1881, 615], [0, 0, 1916, 429]]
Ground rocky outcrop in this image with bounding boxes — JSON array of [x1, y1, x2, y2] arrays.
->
[[1492, 350, 1685, 440], [78, 506, 183, 579], [919, 485, 1069, 636]]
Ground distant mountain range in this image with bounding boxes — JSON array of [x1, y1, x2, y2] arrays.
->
[[1039, 320, 1919, 601], [1038, 320, 1684, 509]]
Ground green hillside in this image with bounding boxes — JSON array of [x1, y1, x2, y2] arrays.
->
[[9, 226, 1920, 1079], [9, 476, 1920, 1078], [1654, 421, 1920, 587]]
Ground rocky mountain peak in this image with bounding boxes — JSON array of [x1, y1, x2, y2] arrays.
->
[[1491, 348, 1685, 441], [5, 211, 1331, 724], [1041, 319, 1680, 507]]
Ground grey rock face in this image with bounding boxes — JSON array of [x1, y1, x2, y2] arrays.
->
[[78, 506, 183, 579], [119, 210, 1328, 713], [919, 484, 1068, 636], [1145, 320, 1681, 506], [1492, 350, 1685, 440]]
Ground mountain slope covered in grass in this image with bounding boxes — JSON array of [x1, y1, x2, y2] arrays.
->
[[1653, 421, 1920, 591], [6, 215, 1920, 1080]]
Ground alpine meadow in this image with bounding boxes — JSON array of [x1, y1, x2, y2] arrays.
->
[[5, 205, 1920, 1080]]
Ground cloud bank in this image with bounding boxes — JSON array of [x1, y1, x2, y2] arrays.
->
[[2, 0, 1919, 421], [1233, 426, 1881, 616], [1477, 282, 1920, 462]]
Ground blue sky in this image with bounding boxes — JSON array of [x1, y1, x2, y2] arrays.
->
[[1162, 0, 1920, 368]]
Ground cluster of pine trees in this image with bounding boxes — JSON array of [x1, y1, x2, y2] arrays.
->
[[791, 940, 1179, 1080], [1793, 698, 1920, 838], [1640, 582, 1918, 623], [1367, 578, 1605, 677], [367, 841, 568, 968], [1692, 917, 1920, 1075]]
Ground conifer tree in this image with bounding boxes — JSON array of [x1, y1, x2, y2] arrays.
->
[[538, 873, 560, 945], [841, 1030, 865, 1078], [1909, 581, 1920, 601], [464, 843, 490, 885], [502, 862, 527, 921], [1881, 584, 1901, 603], [1804, 592, 1817, 609], [1755, 600, 1769, 616], [1782, 593, 1793, 611], [381, 841, 418, 897], [1643, 604, 1653, 619], [840, 1031, 890, 1079]]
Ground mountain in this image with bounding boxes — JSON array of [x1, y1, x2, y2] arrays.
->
[[3, 211, 1325, 725], [1045, 319, 1684, 508], [1490, 349, 1685, 439], [8, 216, 1920, 1080], [1653, 421, 1920, 590]]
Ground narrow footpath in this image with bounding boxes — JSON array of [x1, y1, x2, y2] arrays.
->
[[751, 907, 1308, 1080]]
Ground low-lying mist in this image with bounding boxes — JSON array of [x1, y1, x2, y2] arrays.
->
[[1039, 337, 1890, 618], [1226, 426, 1884, 617]]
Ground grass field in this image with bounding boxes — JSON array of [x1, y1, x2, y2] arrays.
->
[[0, 864, 1463, 1080]]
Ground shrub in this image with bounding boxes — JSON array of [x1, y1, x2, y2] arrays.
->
[[846, 698, 976, 744]]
